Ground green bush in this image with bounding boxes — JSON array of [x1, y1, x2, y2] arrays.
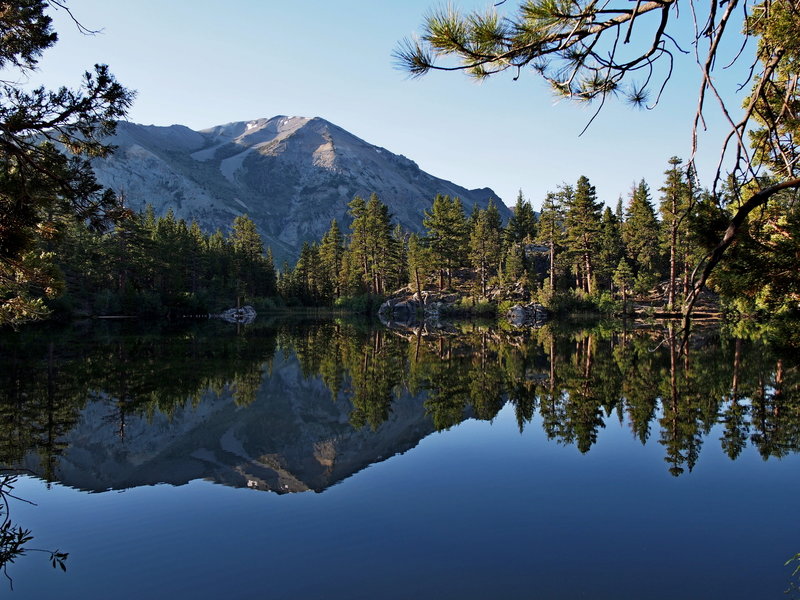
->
[[592, 291, 621, 315], [497, 300, 516, 315], [543, 290, 599, 315], [335, 293, 385, 314], [441, 297, 498, 317]]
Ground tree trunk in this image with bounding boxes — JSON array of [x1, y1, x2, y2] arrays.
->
[[584, 251, 593, 294], [667, 223, 677, 308]]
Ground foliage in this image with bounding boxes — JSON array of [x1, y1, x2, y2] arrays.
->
[[396, 0, 800, 320], [0, 474, 67, 589], [423, 194, 469, 289], [563, 176, 603, 294], [0, 1, 133, 325], [43, 207, 278, 319], [622, 180, 662, 290], [469, 200, 503, 297], [542, 289, 600, 315]]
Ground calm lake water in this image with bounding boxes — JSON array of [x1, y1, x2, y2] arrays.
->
[[1, 318, 798, 599]]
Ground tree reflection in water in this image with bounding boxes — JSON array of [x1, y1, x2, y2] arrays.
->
[[0, 318, 798, 483]]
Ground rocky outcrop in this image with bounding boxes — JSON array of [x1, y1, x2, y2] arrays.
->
[[506, 303, 549, 327], [214, 305, 257, 324], [378, 290, 463, 328], [380, 291, 549, 329]]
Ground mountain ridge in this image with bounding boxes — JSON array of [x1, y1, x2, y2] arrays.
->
[[92, 115, 508, 263]]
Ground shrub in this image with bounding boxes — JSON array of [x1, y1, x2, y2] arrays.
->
[[543, 290, 599, 315], [592, 291, 621, 315], [335, 293, 385, 314]]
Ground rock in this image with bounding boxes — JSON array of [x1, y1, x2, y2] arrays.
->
[[215, 305, 257, 325], [506, 303, 548, 327], [379, 297, 423, 326]]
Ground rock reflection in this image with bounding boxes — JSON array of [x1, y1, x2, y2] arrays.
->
[[0, 318, 798, 493]]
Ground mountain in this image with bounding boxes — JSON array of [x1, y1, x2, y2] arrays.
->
[[93, 116, 508, 262], [17, 352, 447, 495]]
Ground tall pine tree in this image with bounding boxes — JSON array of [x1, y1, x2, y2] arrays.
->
[[563, 176, 602, 294]]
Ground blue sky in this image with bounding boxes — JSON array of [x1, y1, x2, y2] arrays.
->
[[33, 1, 754, 210]]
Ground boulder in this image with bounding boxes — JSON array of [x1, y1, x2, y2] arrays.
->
[[215, 305, 257, 325], [506, 303, 548, 327]]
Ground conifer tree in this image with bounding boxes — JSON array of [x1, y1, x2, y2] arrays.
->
[[0, 2, 133, 325], [596, 207, 624, 292], [294, 241, 319, 304], [613, 258, 634, 311], [319, 219, 345, 300], [622, 180, 662, 294], [423, 194, 469, 289], [506, 190, 537, 244], [563, 176, 603, 294], [347, 195, 370, 293], [230, 214, 268, 300], [469, 203, 503, 297], [535, 190, 565, 294], [187, 220, 207, 295], [659, 157, 693, 308], [407, 233, 433, 295], [365, 194, 393, 295], [386, 224, 408, 293]]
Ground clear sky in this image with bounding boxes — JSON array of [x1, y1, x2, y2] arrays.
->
[[32, 1, 754, 210]]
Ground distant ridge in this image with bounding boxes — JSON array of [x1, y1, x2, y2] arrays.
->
[[92, 116, 507, 263]]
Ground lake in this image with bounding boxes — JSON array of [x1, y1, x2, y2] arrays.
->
[[1, 317, 798, 599]]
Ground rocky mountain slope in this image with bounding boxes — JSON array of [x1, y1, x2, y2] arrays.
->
[[93, 116, 507, 262], [18, 352, 446, 494]]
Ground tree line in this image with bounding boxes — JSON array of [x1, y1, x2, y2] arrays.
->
[[47, 206, 276, 318], [26, 150, 798, 322], [279, 155, 798, 320]]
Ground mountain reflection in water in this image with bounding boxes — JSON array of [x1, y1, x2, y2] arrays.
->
[[0, 318, 798, 493]]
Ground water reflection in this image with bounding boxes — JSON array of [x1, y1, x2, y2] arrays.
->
[[0, 319, 798, 493]]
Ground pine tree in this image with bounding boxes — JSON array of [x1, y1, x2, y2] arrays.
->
[[319, 219, 345, 300], [469, 203, 503, 297], [659, 157, 693, 308], [365, 194, 393, 295], [596, 207, 624, 292], [386, 224, 408, 293], [613, 258, 634, 311], [347, 195, 370, 293], [563, 176, 603, 294], [0, 2, 133, 325], [423, 194, 469, 289], [294, 241, 319, 304], [262, 247, 277, 297], [407, 233, 433, 294], [230, 214, 267, 301], [506, 190, 537, 244], [622, 179, 662, 294], [535, 190, 565, 293]]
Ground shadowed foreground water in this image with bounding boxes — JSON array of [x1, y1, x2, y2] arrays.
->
[[1, 318, 798, 599]]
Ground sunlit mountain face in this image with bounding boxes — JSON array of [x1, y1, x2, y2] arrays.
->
[[91, 116, 506, 263]]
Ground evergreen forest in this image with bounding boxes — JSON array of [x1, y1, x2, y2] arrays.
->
[[16, 159, 798, 336]]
